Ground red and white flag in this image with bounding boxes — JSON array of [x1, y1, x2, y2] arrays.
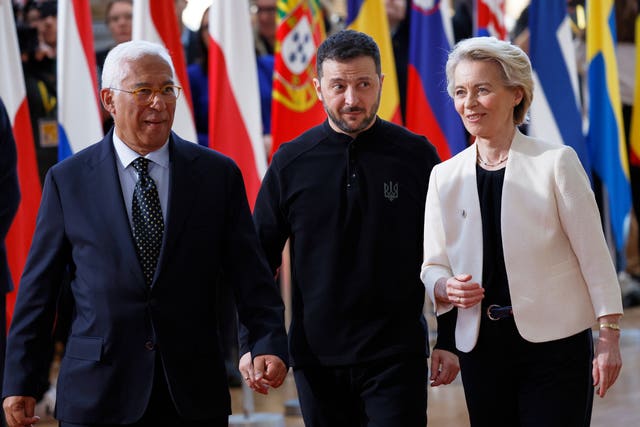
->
[[133, 0, 197, 142], [475, 0, 507, 40], [209, 0, 267, 208], [0, 0, 42, 328], [57, 0, 104, 159]]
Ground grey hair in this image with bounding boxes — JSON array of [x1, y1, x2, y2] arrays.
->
[[101, 40, 175, 89], [446, 37, 533, 125]]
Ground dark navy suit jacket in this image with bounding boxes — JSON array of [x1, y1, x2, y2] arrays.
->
[[0, 98, 20, 296], [2, 130, 287, 423]]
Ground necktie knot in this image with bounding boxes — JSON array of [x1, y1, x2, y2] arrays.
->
[[132, 157, 150, 176]]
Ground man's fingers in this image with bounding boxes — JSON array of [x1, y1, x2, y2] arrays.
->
[[252, 356, 266, 380]]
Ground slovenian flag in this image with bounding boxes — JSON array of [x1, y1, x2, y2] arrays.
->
[[586, 0, 631, 251], [529, 0, 591, 173], [209, 0, 267, 208], [0, 0, 42, 327], [57, 0, 103, 160], [406, 0, 466, 160], [346, 0, 402, 124], [133, 0, 197, 143]]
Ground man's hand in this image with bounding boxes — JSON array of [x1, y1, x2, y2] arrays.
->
[[429, 349, 460, 387], [3, 396, 39, 427], [239, 352, 287, 395]]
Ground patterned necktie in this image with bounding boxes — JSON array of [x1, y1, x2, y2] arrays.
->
[[131, 157, 164, 286]]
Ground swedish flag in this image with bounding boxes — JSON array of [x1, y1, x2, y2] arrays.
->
[[587, 0, 631, 251]]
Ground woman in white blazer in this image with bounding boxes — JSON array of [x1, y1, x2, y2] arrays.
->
[[421, 37, 623, 427]]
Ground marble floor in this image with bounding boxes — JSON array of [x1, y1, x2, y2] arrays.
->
[[37, 305, 640, 426]]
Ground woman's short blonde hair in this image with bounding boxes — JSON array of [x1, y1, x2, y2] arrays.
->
[[446, 37, 534, 125]]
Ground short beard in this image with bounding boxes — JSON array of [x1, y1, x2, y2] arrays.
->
[[323, 95, 381, 136]]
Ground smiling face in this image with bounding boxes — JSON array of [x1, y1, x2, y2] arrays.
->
[[452, 59, 523, 142], [313, 56, 383, 138], [101, 54, 176, 155]]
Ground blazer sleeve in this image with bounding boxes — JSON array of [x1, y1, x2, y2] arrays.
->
[[554, 148, 623, 317], [421, 165, 455, 316]]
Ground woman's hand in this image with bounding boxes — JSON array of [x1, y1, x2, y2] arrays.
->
[[435, 274, 484, 309], [593, 315, 622, 398]]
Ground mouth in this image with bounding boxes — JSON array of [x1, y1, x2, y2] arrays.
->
[[465, 113, 483, 122], [342, 108, 364, 118], [143, 119, 167, 126]]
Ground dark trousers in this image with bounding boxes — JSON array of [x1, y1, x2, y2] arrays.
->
[[459, 316, 594, 427], [59, 355, 228, 427], [293, 354, 428, 427]]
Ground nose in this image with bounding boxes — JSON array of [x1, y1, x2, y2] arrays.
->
[[464, 92, 477, 108], [148, 91, 167, 110], [344, 85, 357, 106]]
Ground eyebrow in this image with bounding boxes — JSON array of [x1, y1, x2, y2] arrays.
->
[[131, 80, 175, 88]]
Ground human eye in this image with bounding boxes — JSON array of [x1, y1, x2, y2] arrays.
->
[[454, 88, 466, 98], [161, 85, 177, 96], [134, 87, 153, 97]]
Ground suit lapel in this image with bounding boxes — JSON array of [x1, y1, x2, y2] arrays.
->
[[85, 133, 145, 284], [153, 135, 199, 284]]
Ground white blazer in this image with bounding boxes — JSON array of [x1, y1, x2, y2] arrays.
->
[[421, 130, 623, 353]]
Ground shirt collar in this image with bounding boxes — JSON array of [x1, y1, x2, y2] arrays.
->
[[112, 131, 170, 170]]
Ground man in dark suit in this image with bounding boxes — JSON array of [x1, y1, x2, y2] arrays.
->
[[2, 40, 287, 427], [0, 98, 20, 427]]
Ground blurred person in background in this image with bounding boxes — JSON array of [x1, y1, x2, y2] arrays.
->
[[96, 0, 134, 134], [96, 0, 133, 72], [251, 0, 277, 153]]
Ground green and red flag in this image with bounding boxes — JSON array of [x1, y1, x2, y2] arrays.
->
[[270, 0, 326, 158]]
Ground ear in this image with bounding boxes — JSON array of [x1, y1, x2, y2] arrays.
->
[[100, 88, 116, 114], [313, 77, 322, 101], [513, 87, 524, 107]]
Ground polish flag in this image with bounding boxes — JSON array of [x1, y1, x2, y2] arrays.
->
[[0, 0, 42, 327], [57, 0, 104, 160], [133, 0, 197, 143], [209, 0, 267, 208]]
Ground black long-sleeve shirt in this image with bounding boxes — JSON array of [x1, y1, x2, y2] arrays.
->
[[254, 118, 454, 367]]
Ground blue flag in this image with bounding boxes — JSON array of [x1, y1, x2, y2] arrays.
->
[[529, 0, 591, 174], [586, 0, 631, 251]]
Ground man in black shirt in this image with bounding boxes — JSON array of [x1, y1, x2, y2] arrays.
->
[[244, 30, 459, 426]]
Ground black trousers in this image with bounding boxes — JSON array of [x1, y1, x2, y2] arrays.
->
[[59, 355, 228, 427], [293, 354, 428, 427], [459, 315, 594, 427]]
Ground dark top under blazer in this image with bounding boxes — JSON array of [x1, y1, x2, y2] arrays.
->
[[3, 130, 287, 423]]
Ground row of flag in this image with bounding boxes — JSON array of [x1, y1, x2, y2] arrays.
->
[[0, 0, 637, 327]]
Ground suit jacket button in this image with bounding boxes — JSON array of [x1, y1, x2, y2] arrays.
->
[[144, 341, 155, 351]]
